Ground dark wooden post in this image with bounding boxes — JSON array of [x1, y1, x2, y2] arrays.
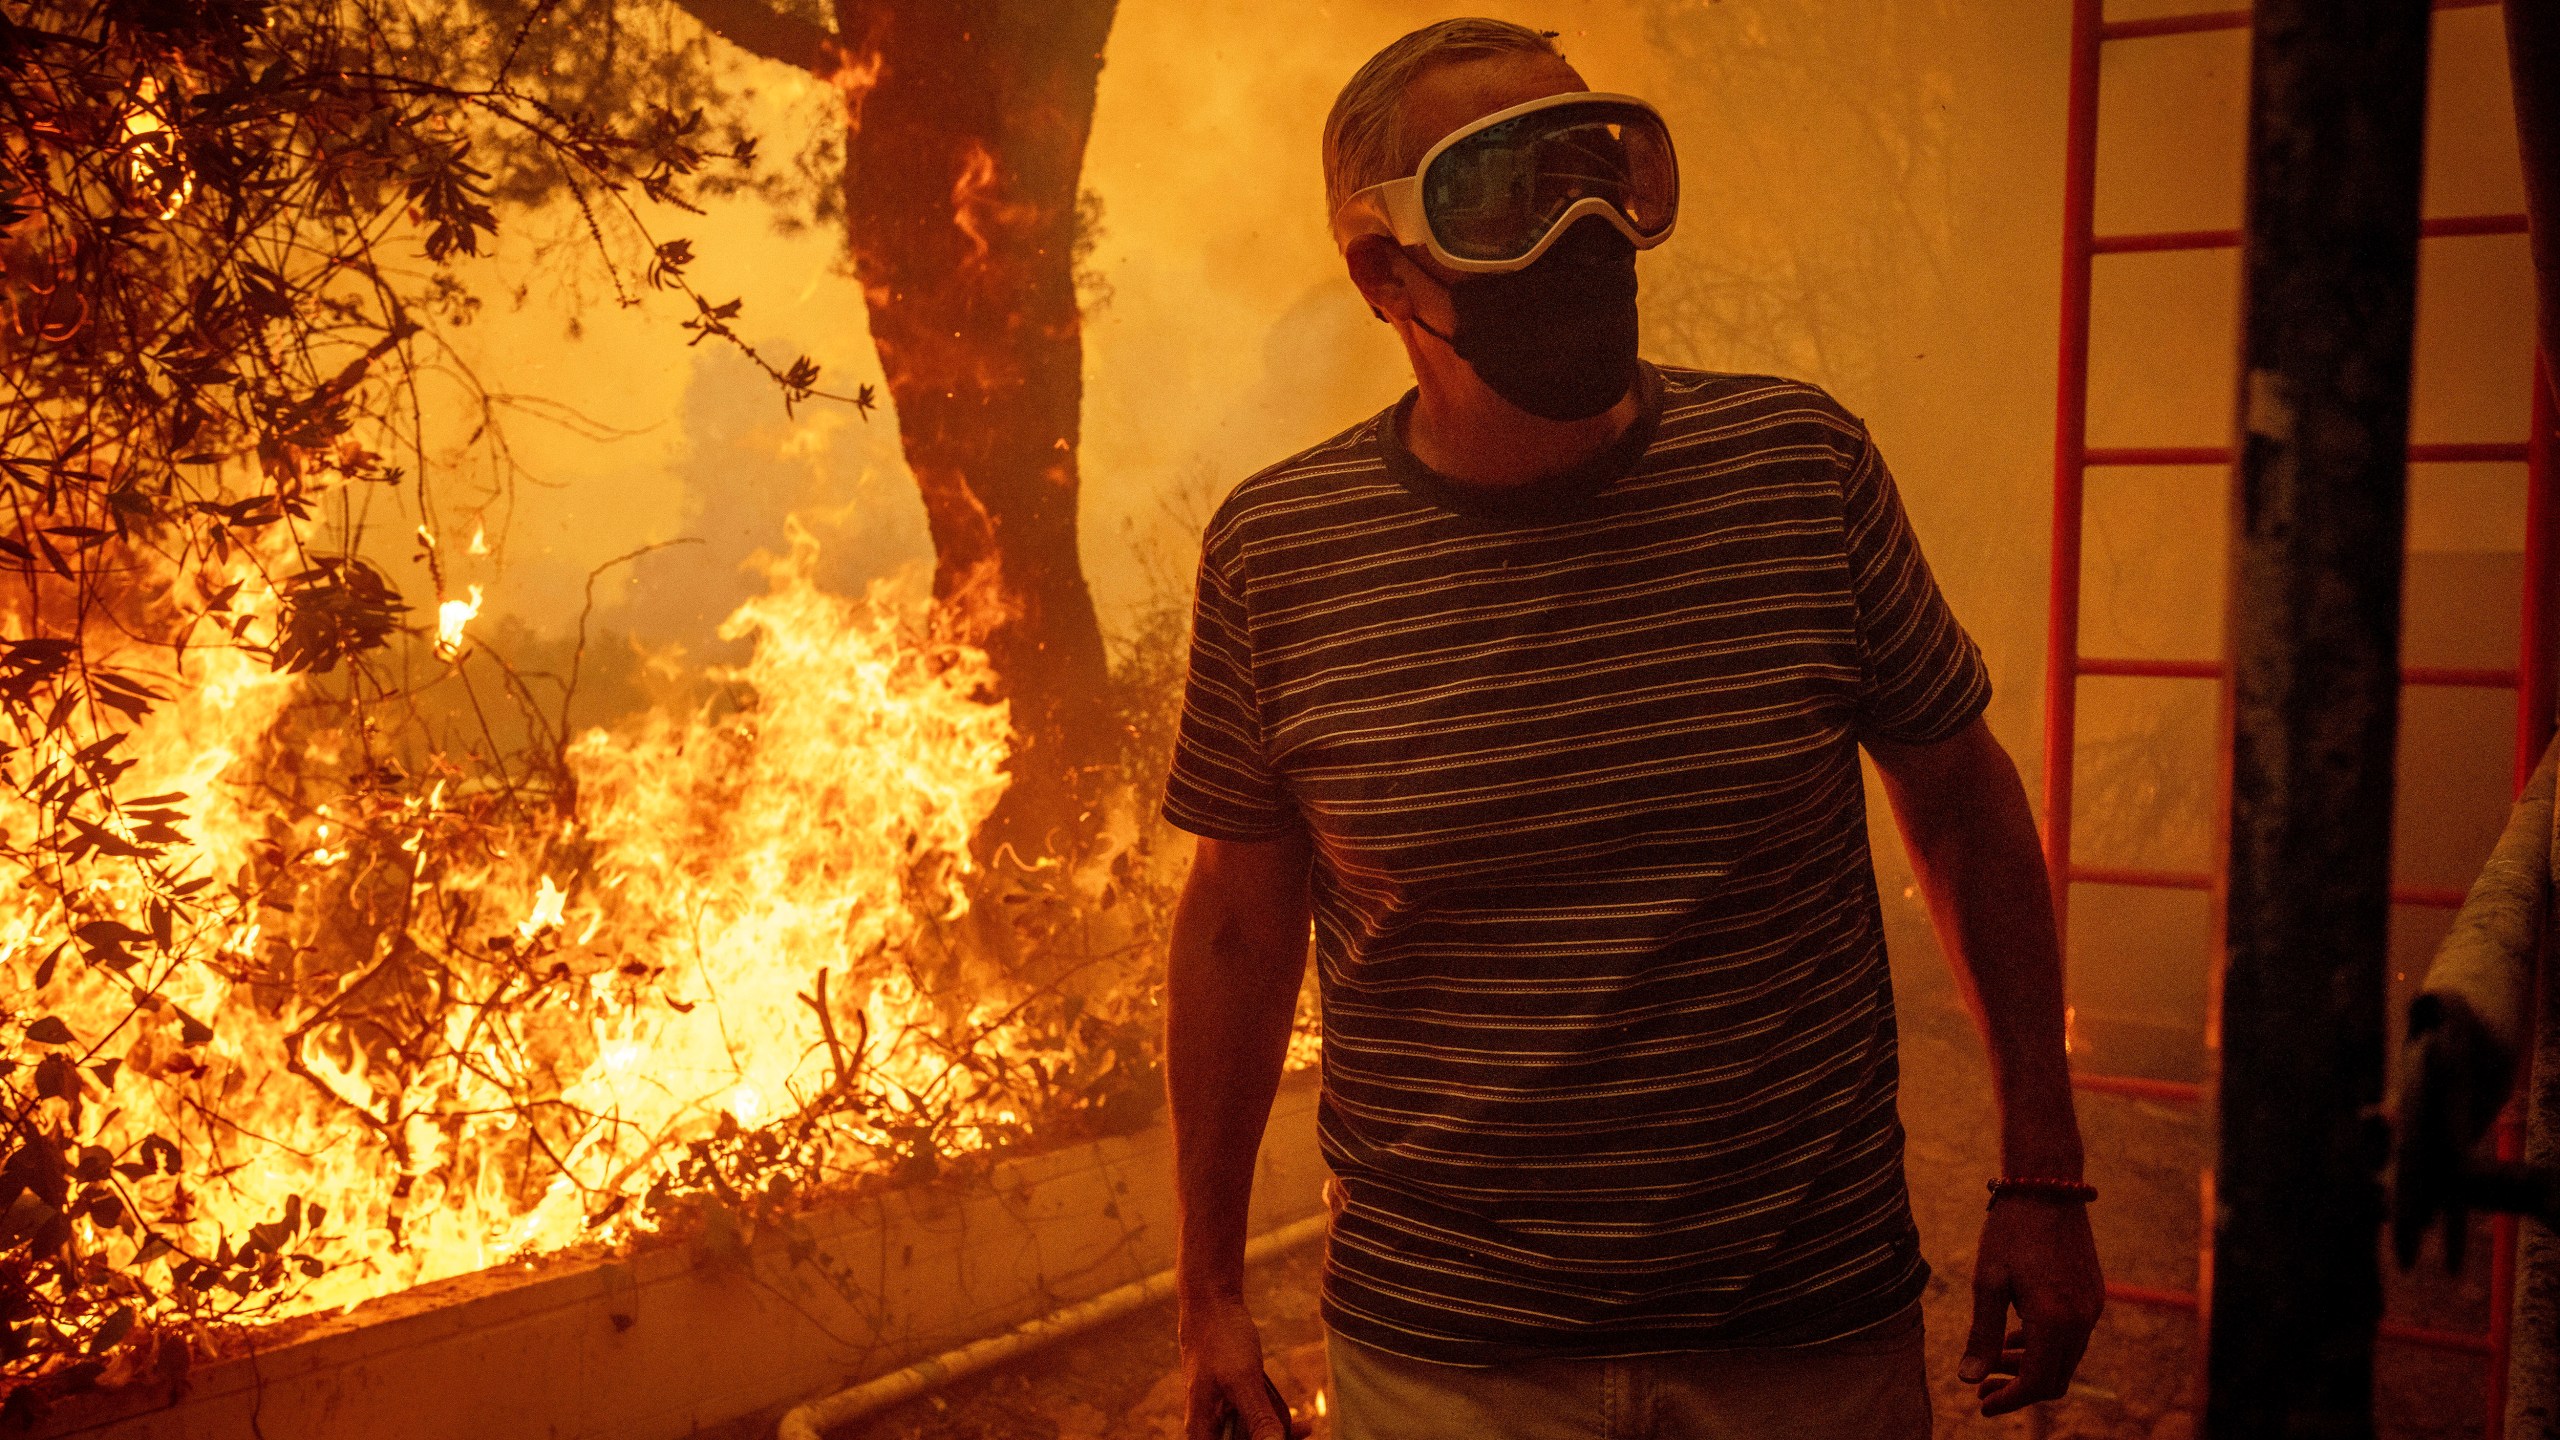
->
[[2209, 2, 2434, 1435]]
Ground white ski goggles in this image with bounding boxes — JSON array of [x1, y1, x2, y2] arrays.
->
[[1330, 92, 1679, 274]]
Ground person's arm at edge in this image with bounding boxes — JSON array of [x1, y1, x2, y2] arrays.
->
[[1169, 829, 1315, 1440], [1866, 714, 2105, 1417]]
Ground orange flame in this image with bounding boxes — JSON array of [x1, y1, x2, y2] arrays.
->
[[826, 46, 887, 116], [951, 142, 1001, 265], [8, 521, 1093, 1322], [434, 584, 482, 660], [121, 78, 192, 220], [948, 141, 1036, 269]]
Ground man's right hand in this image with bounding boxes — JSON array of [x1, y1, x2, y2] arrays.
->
[[1178, 1295, 1305, 1440]]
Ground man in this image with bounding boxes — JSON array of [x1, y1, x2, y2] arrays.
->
[[1163, 20, 2104, 1440]]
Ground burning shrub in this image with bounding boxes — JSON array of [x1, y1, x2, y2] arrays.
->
[[0, 0, 962, 1412], [0, 0, 1268, 1411], [3, 511, 1187, 1411]]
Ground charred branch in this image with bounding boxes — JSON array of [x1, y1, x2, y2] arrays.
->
[[665, 0, 859, 78]]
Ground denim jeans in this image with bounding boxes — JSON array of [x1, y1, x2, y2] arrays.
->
[[1323, 1306, 1931, 1440]]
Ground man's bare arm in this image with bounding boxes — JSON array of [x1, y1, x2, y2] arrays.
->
[[1866, 714, 2103, 1417], [1867, 717, 2082, 1177], [1167, 831, 1313, 1440]]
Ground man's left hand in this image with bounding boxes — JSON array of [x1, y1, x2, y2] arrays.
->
[[1957, 1196, 2104, 1416]]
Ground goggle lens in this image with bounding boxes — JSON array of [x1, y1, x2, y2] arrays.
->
[[1419, 101, 1677, 263]]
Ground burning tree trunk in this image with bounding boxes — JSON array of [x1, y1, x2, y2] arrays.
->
[[673, 0, 1119, 858]]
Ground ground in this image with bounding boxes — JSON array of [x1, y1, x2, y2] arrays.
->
[[815, 979, 2499, 1440]]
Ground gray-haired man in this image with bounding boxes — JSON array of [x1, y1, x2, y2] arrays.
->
[[1163, 20, 2103, 1439]]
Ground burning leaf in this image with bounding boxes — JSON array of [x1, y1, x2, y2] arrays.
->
[[73, 921, 148, 949], [0, 1197, 57, 1250], [121, 78, 190, 220], [84, 1191, 125, 1231], [84, 1307, 133, 1356], [269, 556, 407, 674]]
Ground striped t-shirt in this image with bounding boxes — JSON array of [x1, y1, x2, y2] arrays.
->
[[1162, 362, 1990, 1362]]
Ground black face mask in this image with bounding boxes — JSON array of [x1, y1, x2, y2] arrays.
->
[[1412, 220, 1640, 422]]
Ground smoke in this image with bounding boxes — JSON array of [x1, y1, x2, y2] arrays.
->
[[1073, 0, 2053, 685], [618, 345, 932, 656]]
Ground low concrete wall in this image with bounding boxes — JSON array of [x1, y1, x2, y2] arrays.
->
[[31, 1081, 1327, 1440]]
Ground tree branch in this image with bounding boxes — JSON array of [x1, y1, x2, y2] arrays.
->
[[667, 0, 840, 76]]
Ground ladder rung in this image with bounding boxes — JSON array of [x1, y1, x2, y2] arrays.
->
[[2059, 868, 2472, 910], [2083, 441, 2528, 467], [2075, 1071, 2205, 1103], [2107, 1284, 2496, 1357], [2384, 1319, 2495, 1355], [2072, 865, 2210, 890], [2100, 11, 2246, 42], [2070, 659, 2518, 689], [2101, 0, 2501, 45], [2403, 664, 2521, 688], [2092, 225, 2242, 254], [2086, 445, 2229, 465], [2091, 212, 2525, 256], [2078, 657, 2220, 679], [2108, 1281, 2202, 1311], [2421, 212, 2532, 240], [2412, 441, 2533, 464]]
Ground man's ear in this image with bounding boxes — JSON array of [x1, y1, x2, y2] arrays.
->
[[1344, 237, 1412, 325]]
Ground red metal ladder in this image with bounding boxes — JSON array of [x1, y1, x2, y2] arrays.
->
[[2040, 1, 2554, 1432]]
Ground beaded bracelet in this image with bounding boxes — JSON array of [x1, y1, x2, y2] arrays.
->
[[1987, 1176, 2098, 1207]]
